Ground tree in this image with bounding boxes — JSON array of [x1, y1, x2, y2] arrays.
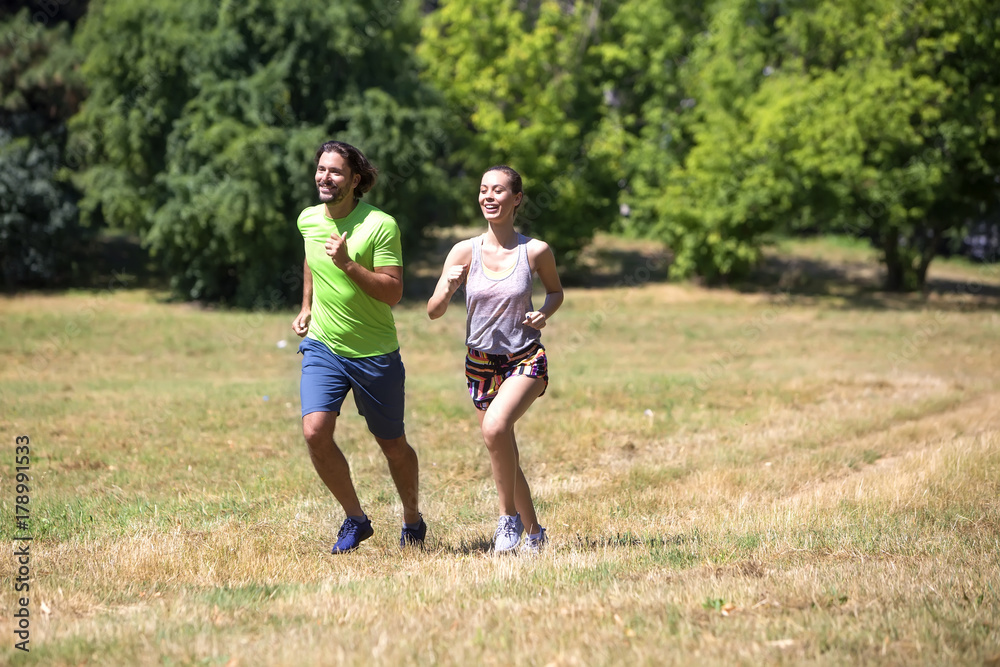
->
[[594, 0, 718, 238], [70, 0, 459, 305], [419, 0, 621, 268], [0, 8, 89, 290], [642, 0, 1000, 290], [771, 0, 1000, 290]]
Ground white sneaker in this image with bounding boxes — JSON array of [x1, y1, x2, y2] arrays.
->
[[493, 514, 524, 552], [522, 527, 547, 554]]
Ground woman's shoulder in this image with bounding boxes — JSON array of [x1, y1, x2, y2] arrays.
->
[[446, 237, 477, 261], [520, 235, 552, 257]]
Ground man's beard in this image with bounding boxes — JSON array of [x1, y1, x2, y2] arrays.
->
[[318, 185, 351, 205]]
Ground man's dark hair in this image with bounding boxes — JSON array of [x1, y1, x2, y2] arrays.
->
[[315, 141, 378, 199]]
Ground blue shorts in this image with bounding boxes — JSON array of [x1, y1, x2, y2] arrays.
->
[[298, 337, 406, 440]]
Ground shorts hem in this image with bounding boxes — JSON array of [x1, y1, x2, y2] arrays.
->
[[301, 407, 342, 419]]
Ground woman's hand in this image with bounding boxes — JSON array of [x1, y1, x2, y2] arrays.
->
[[444, 263, 469, 296], [522, 311, 547, 329]]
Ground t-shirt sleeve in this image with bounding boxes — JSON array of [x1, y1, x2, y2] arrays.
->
[[296, 207, 313, 239], [372, 216, 403, 268]]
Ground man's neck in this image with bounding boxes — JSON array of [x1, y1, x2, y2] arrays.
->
[[325, 197, 359, 220]]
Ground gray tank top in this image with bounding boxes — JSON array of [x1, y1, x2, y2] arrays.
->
[[465, 234, 541, 355]]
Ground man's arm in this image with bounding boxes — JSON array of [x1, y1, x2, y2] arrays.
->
[[325, 229, 403, 306], [343, 263, 403, 307], [301, 258, 313, 309], [292, 257, 312, 337]]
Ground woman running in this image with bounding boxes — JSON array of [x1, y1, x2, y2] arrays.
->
[[427, 165, 564, 553]]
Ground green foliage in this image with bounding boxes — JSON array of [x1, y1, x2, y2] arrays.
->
[[594, 0, 708, 236], [767, 0, 999, 290], [1, 10, 84, 133], [0, 9, 89, 290], [71, 0, 458, 305], [630, 0, 1000, 289], [636, 0, 799, 282], [419, 0, 621, 267], [0, 129, 91, 288], [9, 0, 999, 298]]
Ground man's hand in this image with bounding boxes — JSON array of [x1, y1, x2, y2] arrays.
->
[[325, 231, 351, 270], [292, 308, 311, 337]]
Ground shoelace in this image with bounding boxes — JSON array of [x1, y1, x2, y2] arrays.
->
[[339, 520, 362, 539], [497, 517, 520, 538]]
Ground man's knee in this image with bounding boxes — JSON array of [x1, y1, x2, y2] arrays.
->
[[302, 422, 322, 444], [303, 413, 336, 446], [377, 435, 411, 461]]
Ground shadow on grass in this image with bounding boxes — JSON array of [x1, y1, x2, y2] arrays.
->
[[408, 228, 1000, 312], [734, 253, 1000, 312], [441, 535, 494, 556], [18, 229, 998, 314], [402, 230, 674, 299], [401, 268, 440, 304], [561, 246, 671, 289], [2, 231, 167, 297], [407, 235, 1000, 312], [435, 532, 696, 556]]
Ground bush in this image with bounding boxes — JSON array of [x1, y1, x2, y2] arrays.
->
[[0, 130, 92, 289]]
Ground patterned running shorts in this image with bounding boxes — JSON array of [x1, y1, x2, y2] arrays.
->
[[465, 342, 548, 411]]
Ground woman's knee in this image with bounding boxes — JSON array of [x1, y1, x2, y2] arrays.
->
[[480, 414, 512, 447]]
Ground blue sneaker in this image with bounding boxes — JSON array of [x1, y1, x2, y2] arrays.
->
[[331, 516, 374, 554], [400, 517, 427, 548], [493, 513, 524, 553]]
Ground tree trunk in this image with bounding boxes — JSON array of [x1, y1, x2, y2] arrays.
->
[[882, 228, 907, 292], [916, 243, 936, 292], [881, 227, 935, 292], [915, 223, 942, 292]]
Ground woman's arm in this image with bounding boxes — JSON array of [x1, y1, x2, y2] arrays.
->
[[427, 241, 473, 320], [523, 240, 564, 329]]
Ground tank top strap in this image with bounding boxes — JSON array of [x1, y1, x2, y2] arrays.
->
[[469, 234, 482, 274]]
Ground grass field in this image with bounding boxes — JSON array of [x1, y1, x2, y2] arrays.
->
[[1, 236, 999, 666]]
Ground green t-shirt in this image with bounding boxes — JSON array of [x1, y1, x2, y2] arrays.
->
[[297, 201, 402, 358]]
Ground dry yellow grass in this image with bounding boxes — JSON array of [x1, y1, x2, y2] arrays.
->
[[1, 239, 999, 666]]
